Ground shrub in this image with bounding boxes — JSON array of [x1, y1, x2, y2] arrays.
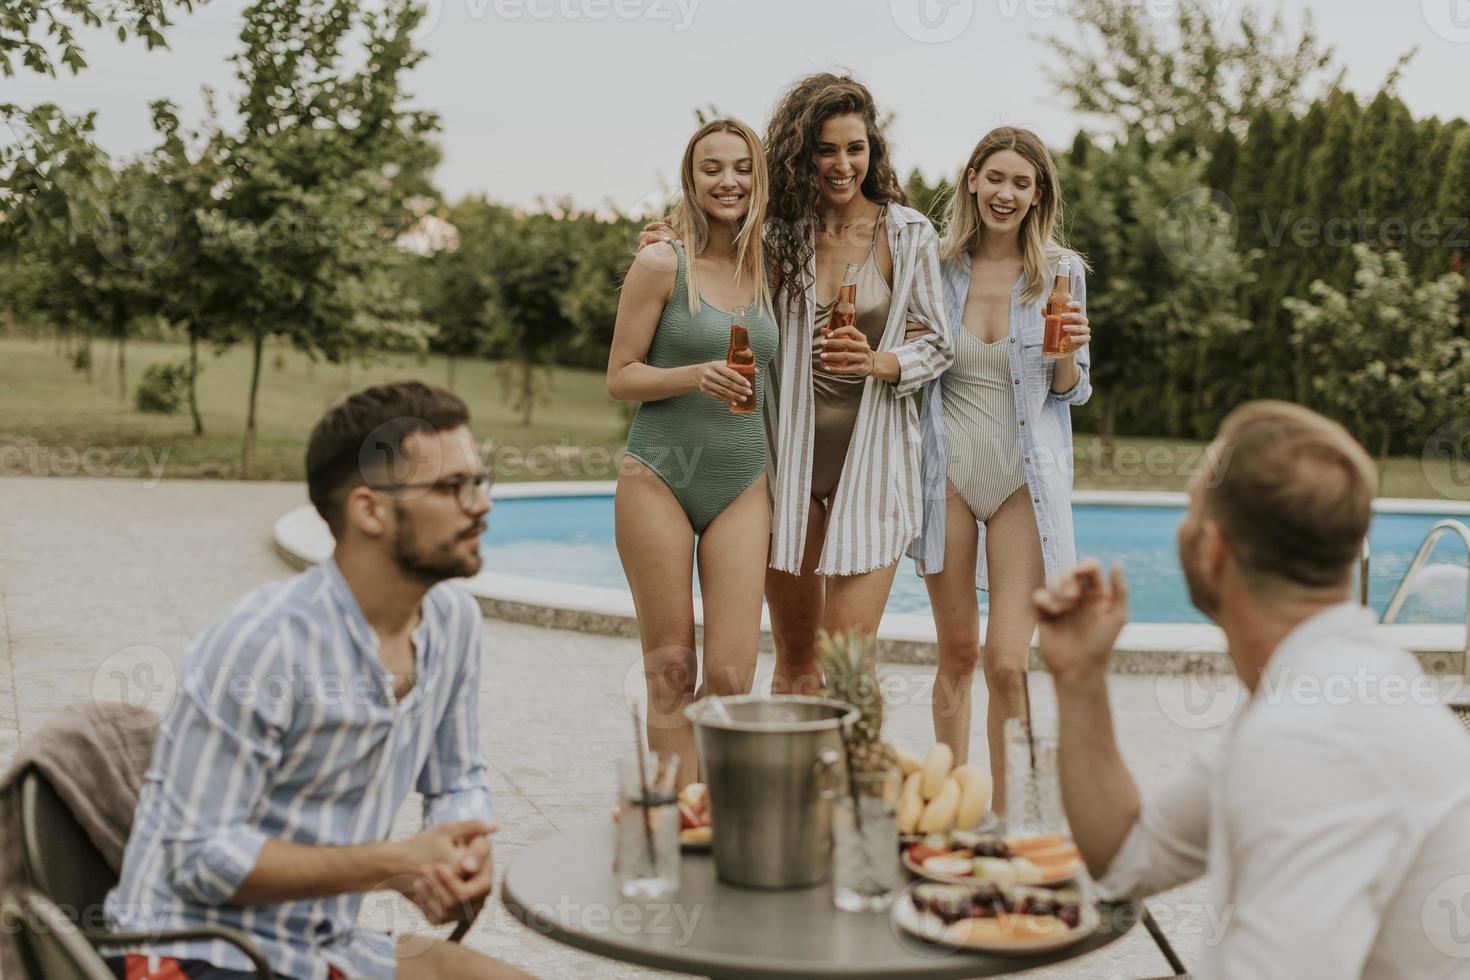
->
[[135, 360, 193, 414]]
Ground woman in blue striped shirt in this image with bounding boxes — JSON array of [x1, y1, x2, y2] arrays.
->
[[911, 129, 1093, 812]]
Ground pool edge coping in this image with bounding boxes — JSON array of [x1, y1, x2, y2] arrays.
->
[[273, 492, 1469, 677]]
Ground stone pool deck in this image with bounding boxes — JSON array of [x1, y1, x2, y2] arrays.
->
[[0, 475, 1310, 978]]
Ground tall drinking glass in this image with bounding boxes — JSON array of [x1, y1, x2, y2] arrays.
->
[[831, 766, 902, 913], [613, 751, 681, 898], [1003, 717, 1065, 839]]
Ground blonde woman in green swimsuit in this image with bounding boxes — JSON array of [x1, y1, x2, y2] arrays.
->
[[608, 118, 778, 786]]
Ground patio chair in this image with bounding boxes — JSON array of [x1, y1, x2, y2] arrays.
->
[[1, 889, 115, 980], [19, 764, 275, 980], [19, 765, 475, 978]]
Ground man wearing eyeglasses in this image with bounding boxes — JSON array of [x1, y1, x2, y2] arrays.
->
[[104, 382, 534, 979]]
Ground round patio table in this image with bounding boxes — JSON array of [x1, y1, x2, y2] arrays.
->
[[501, 826, 1139, 979]]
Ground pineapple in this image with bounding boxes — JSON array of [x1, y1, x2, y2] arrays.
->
[[818, 628, 898, 797]]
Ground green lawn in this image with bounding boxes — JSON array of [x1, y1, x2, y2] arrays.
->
[[0, 337, 628, 482], [0, 335, 1460, 499]]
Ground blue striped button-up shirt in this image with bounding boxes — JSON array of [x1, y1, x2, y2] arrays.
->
[[909, 250, 1092, 588], [104, 558, 494, 980]]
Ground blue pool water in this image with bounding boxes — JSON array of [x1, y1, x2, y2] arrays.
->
[[482, 496, 1470, 625]]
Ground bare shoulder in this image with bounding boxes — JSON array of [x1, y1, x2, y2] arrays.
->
[[631, 241, 679, 277]]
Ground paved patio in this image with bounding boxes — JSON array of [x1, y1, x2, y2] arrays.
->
[[0, 476, 1224, 979]]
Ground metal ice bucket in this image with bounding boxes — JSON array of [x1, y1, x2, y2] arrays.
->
[[686, 695, 858, 889]]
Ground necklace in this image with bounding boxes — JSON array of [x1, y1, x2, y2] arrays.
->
[[823, 203, 879, 241]]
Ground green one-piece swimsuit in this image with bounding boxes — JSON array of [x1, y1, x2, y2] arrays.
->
[[624, 242, 778, 534]]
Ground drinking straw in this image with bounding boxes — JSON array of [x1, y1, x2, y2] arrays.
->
[[630, 708, 659, 872], [1021, 671, 1037, 774]]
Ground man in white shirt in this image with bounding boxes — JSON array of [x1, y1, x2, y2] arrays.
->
[[1032, 400, 1470, 979]]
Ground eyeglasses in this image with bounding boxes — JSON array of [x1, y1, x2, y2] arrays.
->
[[367, 470, 494, 510]]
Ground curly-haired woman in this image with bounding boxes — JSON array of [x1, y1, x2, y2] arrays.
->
[[760, 73, 953, 694]]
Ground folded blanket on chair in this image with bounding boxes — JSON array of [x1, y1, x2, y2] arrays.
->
[[0, 700, 159, 979]]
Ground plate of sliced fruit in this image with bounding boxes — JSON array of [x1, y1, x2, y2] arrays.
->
[[892, 879, 1099, 955], [902, 831, 1084, 887]]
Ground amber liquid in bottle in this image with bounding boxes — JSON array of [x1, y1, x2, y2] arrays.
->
[[727, 322, 757, 414], [1042, 259, 1074, 359], [828, 262, 860, 335]]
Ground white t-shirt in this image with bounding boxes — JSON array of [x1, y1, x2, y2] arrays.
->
[[1097, 602, 1470, 979]]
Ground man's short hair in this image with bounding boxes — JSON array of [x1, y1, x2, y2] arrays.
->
[[1206, 400, 1378, 589], [306, 382, 470, 537]]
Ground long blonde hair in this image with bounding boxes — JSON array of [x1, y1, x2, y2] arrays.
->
[[667, 118, 772, 315], [940, 127, 1086, 305]]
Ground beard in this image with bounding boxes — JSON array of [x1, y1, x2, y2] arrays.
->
[[391, 503, 484, 582]]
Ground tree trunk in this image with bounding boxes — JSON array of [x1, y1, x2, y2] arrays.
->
[[117, 335, 127, 402], [188, 331, 204, 436], [1379, 429, 1391, 461], [242, 329, 264, 478], [520, 359, 534, 427], [83, 332, 93, 384]]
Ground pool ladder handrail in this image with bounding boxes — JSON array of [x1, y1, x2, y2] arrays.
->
[[1376, 520, 1470, 666]]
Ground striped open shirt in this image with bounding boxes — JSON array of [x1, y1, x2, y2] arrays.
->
[[766, 203, 955, 575], [104, 558, 494, 980]]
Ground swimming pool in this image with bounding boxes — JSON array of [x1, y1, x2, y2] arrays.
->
[[483, 491, 1470, 625]]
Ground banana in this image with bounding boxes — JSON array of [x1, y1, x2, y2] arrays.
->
[[897, 772, 924, 835], [952, 765, 992, 830], [893, 745, 924, 778], [920, 742, 953, 801], [918, 777, 961, 834]]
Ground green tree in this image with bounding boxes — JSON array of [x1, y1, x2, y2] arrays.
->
[[482, 211, 579, 426], [1061, 139, 1254, 444], [1439, 128, 1470, 281], [206, 0, 436, 475], [415, 196, 512, 388], [904, 169, 951, 224], [2, 0, 200, 239], [1047, 0, 1340, 148], [1285, 243, 1469, 460]]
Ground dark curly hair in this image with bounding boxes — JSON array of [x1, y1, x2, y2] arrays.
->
[[763, 73, 907, 313]]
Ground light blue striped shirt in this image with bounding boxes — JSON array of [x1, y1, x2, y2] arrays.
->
[[910, 251, 1092, 588], [104, 558, 494, 980]]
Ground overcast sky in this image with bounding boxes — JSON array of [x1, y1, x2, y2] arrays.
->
[[8, 0, 1467, 211]]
